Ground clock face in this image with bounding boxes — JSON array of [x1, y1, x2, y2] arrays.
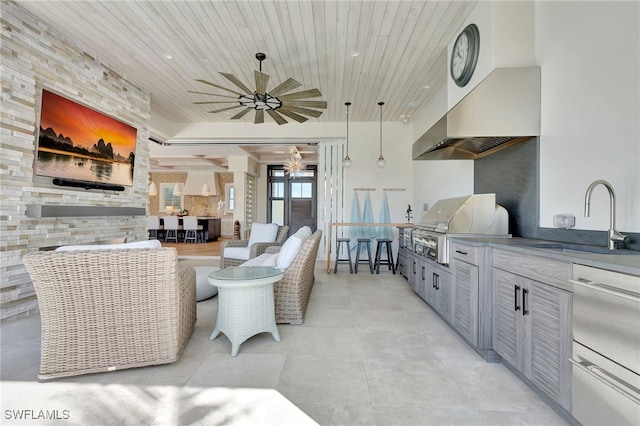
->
[[450, 24, 480, 87]]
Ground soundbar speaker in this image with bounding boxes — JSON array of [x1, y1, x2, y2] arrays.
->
[[52, 178, 125, 192]]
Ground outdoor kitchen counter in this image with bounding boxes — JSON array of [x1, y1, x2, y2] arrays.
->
[[448, 236, 640, 276]]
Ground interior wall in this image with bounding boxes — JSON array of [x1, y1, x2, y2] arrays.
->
[[1, 3, 151, 321], [536, 1, 640, 233]]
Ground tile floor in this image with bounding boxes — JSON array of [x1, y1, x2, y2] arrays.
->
[[1, 261, 568, 425]]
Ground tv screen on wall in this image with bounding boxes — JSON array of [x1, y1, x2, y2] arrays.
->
[[35, 89, 138, 187]]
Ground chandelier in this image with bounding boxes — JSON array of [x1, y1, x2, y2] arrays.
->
[[283, 147, 307, 178]]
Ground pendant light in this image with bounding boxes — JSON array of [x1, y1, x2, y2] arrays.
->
[[173, 182, 183, 195], [148, 181, 158, 196], [343, 101, 352, 168], [377, 101, 386, 168], [201, 183, 211, 196]]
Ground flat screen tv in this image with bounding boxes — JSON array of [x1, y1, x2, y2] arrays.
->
[[35, 89, 138, 187]]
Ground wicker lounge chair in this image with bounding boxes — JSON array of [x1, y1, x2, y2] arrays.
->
[[265, 230, 322, 325], [220, 224, 289, 268], [23, 247, 196, 380]]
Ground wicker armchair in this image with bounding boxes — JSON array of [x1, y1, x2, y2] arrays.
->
[[23, 247, 196, 380], [220, 225, 289, 268], [266, 230, 322, 325]]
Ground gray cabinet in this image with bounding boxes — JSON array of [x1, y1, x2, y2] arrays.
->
[[404, 251, 452, 323], [450, 241, 495, 355], [492, 249, 572, 410]]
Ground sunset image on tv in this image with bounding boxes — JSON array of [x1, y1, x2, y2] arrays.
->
[[35, 89, 138, 186]]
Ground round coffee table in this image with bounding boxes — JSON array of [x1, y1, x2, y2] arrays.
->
[[208, 266, 284, 356]]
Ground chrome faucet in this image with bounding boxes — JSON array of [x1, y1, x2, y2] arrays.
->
[[584, 180, 628, 250]]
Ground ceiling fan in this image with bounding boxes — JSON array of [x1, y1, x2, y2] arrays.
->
[[189, 53, 327, 125]]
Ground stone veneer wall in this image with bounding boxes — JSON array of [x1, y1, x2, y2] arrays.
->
[[0, 3, 151, 321]]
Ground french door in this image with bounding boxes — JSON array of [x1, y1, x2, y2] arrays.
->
[[267, 165, 317, 234]]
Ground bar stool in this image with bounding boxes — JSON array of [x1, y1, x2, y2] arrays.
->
[[334, 238, 353, 274], [163, 216, 180, 243], [182, 216, 203, 243], [354, 238, 374, 274], [374, 238, 396, 274]]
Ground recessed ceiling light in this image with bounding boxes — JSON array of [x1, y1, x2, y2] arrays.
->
[[407, 101, 420, 108], [350, 51, 360, 57], [423, 85, 431, 90], [163, 53, 173, 60]]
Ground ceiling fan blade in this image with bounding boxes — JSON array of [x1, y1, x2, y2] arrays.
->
[[269, 78, 302, 97], [282, 100, 327, 109], [220, 72, 253, 95], [255, 71, 270, 94], [267, 110, 288, 125], [277, 108, 308, 123], [279, 105, 323, 118], [193, 101, 238, 105], [208, 105, 243, 113], [254, 109, 265, 124], [187, 90, 238, 99], [195, 79, 243, 96], [230, 107, 253, 120], [278, 88, 323, 100]]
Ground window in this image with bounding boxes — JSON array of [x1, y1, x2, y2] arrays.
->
[[225, 183, 235, 213], [159, 183, 183, 213]]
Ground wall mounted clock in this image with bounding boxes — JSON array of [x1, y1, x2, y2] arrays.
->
[[450, 23, 480, 87]]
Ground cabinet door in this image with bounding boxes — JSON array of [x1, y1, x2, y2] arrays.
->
[[408, 256, 418, 291], [524, 278, 572, 410], [436, 269, 453, 323], [425, 266, 438, 307], [452, 260, 479, 345], [493, 268, 525, 370]]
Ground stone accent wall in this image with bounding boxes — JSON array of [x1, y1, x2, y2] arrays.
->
[[0, 3, 151, 321]]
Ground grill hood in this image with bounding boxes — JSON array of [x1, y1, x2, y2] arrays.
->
[[413, 67, 540, 161]]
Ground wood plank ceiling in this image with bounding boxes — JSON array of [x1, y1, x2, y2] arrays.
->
[[17, 0, 476, 169]]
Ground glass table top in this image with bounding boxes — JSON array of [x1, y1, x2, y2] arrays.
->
[[208, 266, 283, 281]]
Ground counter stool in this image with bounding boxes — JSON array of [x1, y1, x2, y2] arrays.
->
[[334, 238, 353, 274], [374, 238, 396, 274], [355, 238, 374, 274]]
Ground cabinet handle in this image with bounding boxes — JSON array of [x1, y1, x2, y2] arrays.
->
[[514, 285, 521, 311], [522, 288, 529, 315], [421, 266, 425, 280], [412, 261, 416, 274], [434, 273, 440, 290], [455, 249, 468, 255]]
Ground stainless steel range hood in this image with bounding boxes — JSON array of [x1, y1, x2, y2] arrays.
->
[[413, 67, 540, 160]]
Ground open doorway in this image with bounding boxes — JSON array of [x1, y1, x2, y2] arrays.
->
[[267, 165, 317, 234]]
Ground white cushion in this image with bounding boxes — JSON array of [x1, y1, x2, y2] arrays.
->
[[193, 266, 219, 301], [223, 247, 251, 261], [295, 226, 312, 241], [248, 223, 279, 246], [56, 239, 162, 251], [240, 252, 279, 268], [276, 235, 303, 270]]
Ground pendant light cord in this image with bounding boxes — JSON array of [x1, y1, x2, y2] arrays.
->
[[378, 101, 384, 156]]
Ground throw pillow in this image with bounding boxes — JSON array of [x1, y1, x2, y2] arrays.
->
[[247, 223, 279, 246], [276, 235, 303, 270], [295, 226, 312, 241]]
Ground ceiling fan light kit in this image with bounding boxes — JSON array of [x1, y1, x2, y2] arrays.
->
[[343, 101, 352, 168], [191, 53, 327, 125]]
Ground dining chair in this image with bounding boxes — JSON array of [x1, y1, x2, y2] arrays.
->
[[163, 216, 180, 243]]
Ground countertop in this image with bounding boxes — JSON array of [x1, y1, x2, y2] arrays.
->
[[448, 236, 640, 276]]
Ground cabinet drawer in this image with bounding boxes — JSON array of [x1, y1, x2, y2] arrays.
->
[[451, 242, 479, 264], [493, 249, 571, 291]]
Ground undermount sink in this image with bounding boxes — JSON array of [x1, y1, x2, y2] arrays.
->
[[518, 242, 639, 256]]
